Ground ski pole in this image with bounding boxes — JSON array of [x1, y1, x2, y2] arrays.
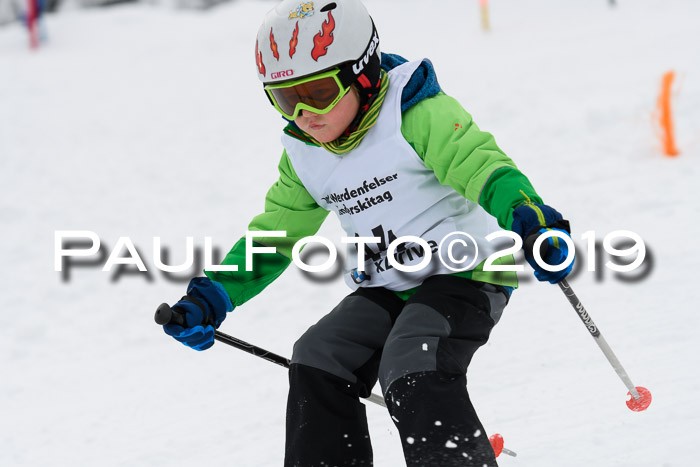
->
[[155, 303, 517, 457], [154, 303, 389, 408], [489, 434, 517, 458], [557, 279, 652, 411], [155, 303, 291, 367]]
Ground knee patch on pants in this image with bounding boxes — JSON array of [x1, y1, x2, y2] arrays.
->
[[291, 287, 403, 394], [379, 275, 504, 393]]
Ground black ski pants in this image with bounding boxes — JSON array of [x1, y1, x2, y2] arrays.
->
[[284, 275, 508, 467]]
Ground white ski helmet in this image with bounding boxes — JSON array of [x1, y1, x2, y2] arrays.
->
[[254, 0, 380, 85]]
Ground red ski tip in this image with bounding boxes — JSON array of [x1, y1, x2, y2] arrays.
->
[[626, 386, 652, 412], [489, 433, 504, 458]]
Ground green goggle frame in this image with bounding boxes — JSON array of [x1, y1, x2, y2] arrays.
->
[[264, 68, 351, 120]]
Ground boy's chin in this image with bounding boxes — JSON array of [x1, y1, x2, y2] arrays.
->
[[310, 130, 341, 144]]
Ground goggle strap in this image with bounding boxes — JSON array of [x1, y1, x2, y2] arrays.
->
[[337, 19, 380, 88], [337, 65, 356, 90]]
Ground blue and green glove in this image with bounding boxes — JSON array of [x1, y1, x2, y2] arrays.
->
[[511, 201, 574, 284], [162, 277, 234, 351]]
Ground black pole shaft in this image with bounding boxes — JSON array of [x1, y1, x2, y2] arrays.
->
[[213, 331, 291, 368], [155, 302, 290, 368], [154, 302, 389, 408]]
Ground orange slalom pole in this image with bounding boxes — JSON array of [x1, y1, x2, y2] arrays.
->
[[479, 0, 490, 32], [658, 71, 679, 156]]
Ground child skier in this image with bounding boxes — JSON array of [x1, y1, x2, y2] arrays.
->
[[162, 0, 574, 465]]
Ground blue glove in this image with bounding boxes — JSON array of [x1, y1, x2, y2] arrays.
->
[[163, 277, 234, 351], [511, 202, 574, 284]]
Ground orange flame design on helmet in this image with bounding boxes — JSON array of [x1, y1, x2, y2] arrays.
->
[[255, 40, 266, 77], [289, 21, 299, 59], [311, 11, 335, 62], [269, 28, 280, 61]]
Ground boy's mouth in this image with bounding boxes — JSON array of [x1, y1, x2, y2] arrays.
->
[[309, 123, 325, 131]]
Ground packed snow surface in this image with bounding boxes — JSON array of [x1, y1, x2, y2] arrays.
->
[[1, 0, 698, 465]]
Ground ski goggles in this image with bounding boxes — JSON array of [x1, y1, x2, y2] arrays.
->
[[264, 68, 351, 120]]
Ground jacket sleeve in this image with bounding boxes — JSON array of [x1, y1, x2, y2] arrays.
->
[[204, 150, 329, 307], [401, 92, 543, 229]]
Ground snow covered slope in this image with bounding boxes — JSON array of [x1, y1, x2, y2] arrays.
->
[[1, 0, 698, 465]]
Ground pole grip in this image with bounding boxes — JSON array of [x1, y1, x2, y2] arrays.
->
[[523, 230, 549, 262], [154, 303, 185, 326]]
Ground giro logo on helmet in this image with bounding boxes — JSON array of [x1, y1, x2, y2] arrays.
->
[[257, 0, 377, 84], [271, 70, 295, 80]]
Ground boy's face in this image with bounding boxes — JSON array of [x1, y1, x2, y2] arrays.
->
[[294, 88, 360, 143]]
